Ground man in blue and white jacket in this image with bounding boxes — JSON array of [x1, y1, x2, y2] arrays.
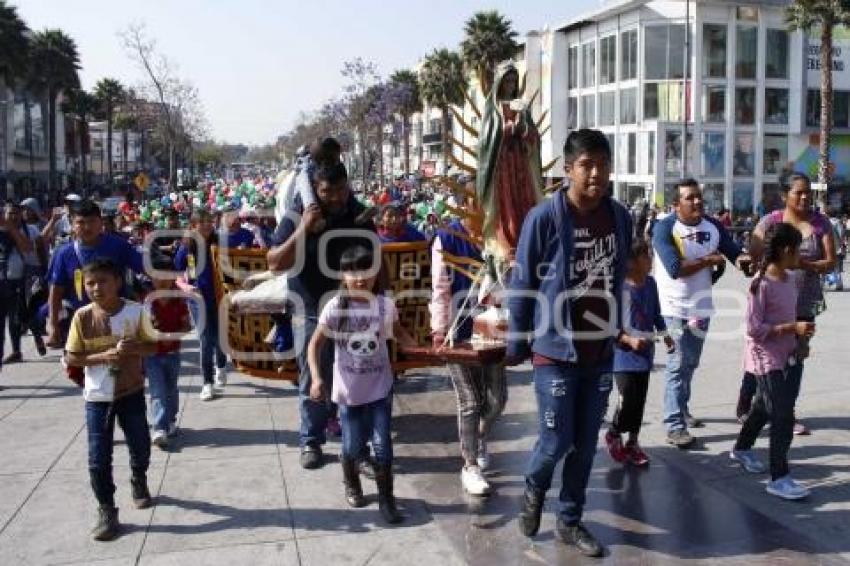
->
[[651, 179, 750, 449], [506, 129, 635, 558]]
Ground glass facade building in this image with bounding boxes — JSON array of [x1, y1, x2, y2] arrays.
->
[[528, 0, 818, 215]]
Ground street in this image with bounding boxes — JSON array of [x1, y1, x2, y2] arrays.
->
[[0, 269, 848, 565]]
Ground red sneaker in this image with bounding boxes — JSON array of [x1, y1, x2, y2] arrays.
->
[[625, 441, 650, 467], [605, 430, 627, 464]]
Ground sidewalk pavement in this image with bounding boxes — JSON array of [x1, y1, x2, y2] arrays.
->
[[0, 269, 849, 565]]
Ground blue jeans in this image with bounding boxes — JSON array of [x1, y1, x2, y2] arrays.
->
[[662, 317, 710, 432], [294, 314, 335, 449], [339, 396, 393, 466], [145, 352, 181, 432], [86, 390, 151, 507], [526, 363, 613, 525], [191, 301, 226, 385]]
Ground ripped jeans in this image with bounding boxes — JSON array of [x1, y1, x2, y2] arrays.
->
[[525, 363, 613, 525]]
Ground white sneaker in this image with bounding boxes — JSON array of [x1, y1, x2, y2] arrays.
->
[[152, 430, 169, 448], [167, 423, 179, 437], [200, 384, 215, 401], [476, 440, 490, 471], [730, 449, 767, 474], [461, 465, 491, 496], [214, 367, 227, 388], [766, 475, 810, 500]]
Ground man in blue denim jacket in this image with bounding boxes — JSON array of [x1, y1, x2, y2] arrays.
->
[[506, 130, 635, 558]]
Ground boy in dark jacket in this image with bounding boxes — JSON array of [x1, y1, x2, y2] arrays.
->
[[508, 129, 637, 558]]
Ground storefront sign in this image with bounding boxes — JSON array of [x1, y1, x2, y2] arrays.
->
[[807, 26, 850, 90]]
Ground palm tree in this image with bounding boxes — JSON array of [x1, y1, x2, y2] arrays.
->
[[62, 88, 97, 189], [114, 111, 139, 179], [0, 1, 30, 86], [419, 49, 465, 175], [787, 1, 850, 199], [460, 10, 518, 95], [27, 29, 80, 194], [93, 78, 126, 187], [389, 69, 421, 175]]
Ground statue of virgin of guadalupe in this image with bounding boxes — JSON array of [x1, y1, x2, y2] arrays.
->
[[475, 61, 544, 269]]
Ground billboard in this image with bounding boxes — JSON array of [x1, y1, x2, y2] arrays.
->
[[807, 26, 850, 90]]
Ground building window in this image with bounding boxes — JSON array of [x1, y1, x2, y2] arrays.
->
[[620, 87, 637, 123], [664, 182, 679, 206], [702, 132, 725, 177], [762, 183, 784, 213], [703, 85, 726, 123], [582, 42, 596, 87], [665, 131, 682, 175], [806, 90, 850, 127], [836, 92, 850, 127], [428, 144, 442, 159], [806, 89, 820, 127], [736, 6, 758, 22], [644, 82, 686, 121], [733, 133, 755, 176], [645, 24, 689, 81], [607, 133, 616, 172], [627, 132, 637, 174], [736, 25, 758, 79], [567, 96, 578, 129], [763, 134, 788, 175], [600, 35, 616, 84], [703, 183, 725, 214], [599, 91, 616, 126], [765, 89, 789, 125], [735, 87, 756, 124], [702, 24, 727, 78], [766, 29, 789, 79], [581, 94, 595, 127], [620, 29, 638, 80], [568, 46, 579, 89], [733, 181, 754, 215], [648, 131, 655, 174], [429, 118, 441, 134], [644, 26, 667, 81]]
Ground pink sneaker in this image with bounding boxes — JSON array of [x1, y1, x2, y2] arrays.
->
[[605, 430, 627, 464], [326, 417, 342, 438], [625, 441, 650, 467]]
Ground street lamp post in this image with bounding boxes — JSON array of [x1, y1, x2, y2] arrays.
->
[[0, 99, 8, 200]]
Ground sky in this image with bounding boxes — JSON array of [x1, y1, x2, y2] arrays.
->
[[15, 0, 601, 145]]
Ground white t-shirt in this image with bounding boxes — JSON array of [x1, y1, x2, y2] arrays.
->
[[654, 218, 721, 319]]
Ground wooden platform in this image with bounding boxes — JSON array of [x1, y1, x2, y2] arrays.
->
[[211, 241, 444, 381]]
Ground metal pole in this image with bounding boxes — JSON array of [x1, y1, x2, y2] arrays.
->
[[682, 0, 690, 178], [0, 98, 7, 200], [0, 99, 7, 182]]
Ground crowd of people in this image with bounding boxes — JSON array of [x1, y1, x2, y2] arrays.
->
[[0, 129, 844, 557]]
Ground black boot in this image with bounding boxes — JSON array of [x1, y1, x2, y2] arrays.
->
[[375, 464, 403, 524], [555, 519, 604, 558], [91, 505, 119, 541], [359, 453, 376, 480], [341, 457, 366, 508], [130, 475, 153, 509], [518, 486, 545, 537]]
